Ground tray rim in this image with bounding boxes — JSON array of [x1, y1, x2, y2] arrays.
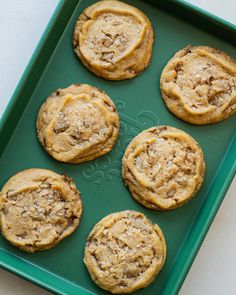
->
[[0, 1, 235, 295], [179, 0, 236, 30]]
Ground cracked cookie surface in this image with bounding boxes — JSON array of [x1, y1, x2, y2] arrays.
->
[[0, 169, 82, 252], [84, 210, 166, 294], [122, 126, 205, 210], [73, 0, 154, 80], [37, 84, 119, 163], [160, 46, 236, 124]]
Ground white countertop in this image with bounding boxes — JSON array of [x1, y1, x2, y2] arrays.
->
[[0, 1, 235, 294]]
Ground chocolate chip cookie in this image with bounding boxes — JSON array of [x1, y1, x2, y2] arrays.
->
[[73, 0, 154, 80], [160, 46, 236, 124], [0, 168, 82, 252], [122, 126, 205, 210], [84, 210, 166, 293], [37, 84, 119, 163]]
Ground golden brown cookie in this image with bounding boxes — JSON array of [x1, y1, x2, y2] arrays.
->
[[73, 0, 154, 80], [84, 210, 166, 294], [0, 169, 82, 252], [37, 84, 119, 163], [160, 45, 236, 125], [122, 126, 205, 210]]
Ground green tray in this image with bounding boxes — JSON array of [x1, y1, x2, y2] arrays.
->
[[0, 0, 235, 294]]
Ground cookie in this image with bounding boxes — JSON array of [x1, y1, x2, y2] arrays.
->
[[84, 210, 166, 294], [73, 0, 154, 80], [0, 169, 82, 252], [37, 84, 119, 163], [122, 126, 205, 210], [160, 45, 236, 125]]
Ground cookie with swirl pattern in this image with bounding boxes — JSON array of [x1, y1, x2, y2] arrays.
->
[[73, 0, 154, 80], [122, 126, 205, 210], [37, 84, 119, 163], [160, 46, 236, 124], [84, 210, 166, 293], [0, 168, 82, 252]]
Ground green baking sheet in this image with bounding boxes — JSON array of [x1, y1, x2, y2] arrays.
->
[[0, 0, 236, 294]]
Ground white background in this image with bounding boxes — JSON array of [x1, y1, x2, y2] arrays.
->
[[0, 1, 235, 294]]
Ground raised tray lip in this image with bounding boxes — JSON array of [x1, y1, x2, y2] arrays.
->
[[0, 1, 235, 295], [180, 0, 236, 30]]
